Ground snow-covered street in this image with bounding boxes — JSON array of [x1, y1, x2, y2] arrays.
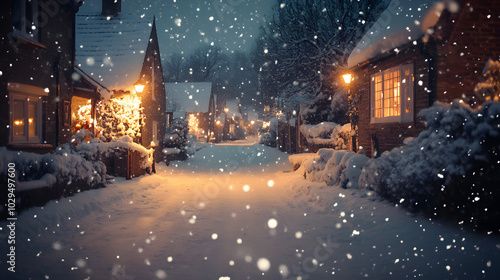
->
[[1, 140, 500, 280]]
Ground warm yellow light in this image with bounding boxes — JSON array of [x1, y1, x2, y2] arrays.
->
[[342, 74, 352, 84], [134, 84, 145, 93], [224, 107, 229, 113], [216, 120, 221, 125], [28, 118, 33, 123], [250, 120, 255, 125], [14, 120, 23, 126]]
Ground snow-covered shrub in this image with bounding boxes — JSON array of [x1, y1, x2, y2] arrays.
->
[[300, 122, 352, 149], [358, 101, 500, 229], [230, 124, 246, 140], [0, 144, 107, 189], [99, 94, 145, 142], [260, 133, 275, 147], [163, 118, 189, 161], [295, 149, 369, 189]]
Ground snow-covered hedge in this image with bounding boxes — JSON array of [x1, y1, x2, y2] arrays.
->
[[291, 149, 369, 189], [358, 101, 500, 229], [300, 122, 352, 149], [0, 134, 153, 192]]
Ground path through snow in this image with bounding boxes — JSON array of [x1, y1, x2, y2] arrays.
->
[[1, 139, 499, 279]]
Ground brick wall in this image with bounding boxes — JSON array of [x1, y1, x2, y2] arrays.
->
[[353, 46, 429, 157], [351, 0, 499, 157], [435, 0, 500, 103], [0, 1, 76, 151]]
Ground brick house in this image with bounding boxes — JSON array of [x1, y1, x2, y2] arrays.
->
[[346, 0, 500, 157], [76, 0, 166, 160], [0, 0, 86, 153]]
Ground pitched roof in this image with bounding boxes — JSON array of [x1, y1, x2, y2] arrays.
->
[[347, 0, 454, 68], [165, 82, 213, 113], [75, 12, 153, 96]]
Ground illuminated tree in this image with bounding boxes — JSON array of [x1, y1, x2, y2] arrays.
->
[[99, 94, 145, 142]]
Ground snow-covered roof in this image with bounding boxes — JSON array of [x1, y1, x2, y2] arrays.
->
[[165, 82, 213, 113], [347, 0, 455, 68], [75, 11, 153, 95]]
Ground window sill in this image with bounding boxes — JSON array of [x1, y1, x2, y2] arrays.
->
[[8, 143, 53, 149], [370, 117, 413, 124], [12, 30, 46, 49]]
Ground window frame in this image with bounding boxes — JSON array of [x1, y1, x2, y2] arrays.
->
[[12, 0, 40, 41], [8, 83, 47, 144], [370, 63, 414, 124]]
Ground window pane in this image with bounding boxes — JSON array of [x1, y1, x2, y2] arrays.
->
[[13, 99, 25, 137], [28, 100, 38, 138]]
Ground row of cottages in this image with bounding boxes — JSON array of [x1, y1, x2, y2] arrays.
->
[[165, 82, 215, 142], [0, 0, 93, 153], [345, 0, 499, 157], [76, 0, 166, 160]]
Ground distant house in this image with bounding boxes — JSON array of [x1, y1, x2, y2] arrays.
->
[[223, 99, 244, 140], [0, 0, 86, 153], [346, 0, 499, 157], [76, 0, 166, 159], [165, 82, 215, 142]]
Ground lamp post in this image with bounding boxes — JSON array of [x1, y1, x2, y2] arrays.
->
[[224, 107, 229, 140], [342, 73, 357, 153]]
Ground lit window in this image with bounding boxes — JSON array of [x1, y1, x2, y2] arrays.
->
[[12, 0, 39, 40], [10, 89, 44, 144], [371, 64, 414, 123]]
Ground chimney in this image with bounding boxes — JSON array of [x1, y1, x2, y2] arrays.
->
[[102, 0, 121, 16]]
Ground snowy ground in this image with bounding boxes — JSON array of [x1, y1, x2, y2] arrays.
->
[[1, 138, 499, 279]]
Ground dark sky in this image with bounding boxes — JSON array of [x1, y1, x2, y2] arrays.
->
[[80, 0, 275, 59]]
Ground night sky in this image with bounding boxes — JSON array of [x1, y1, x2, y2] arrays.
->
[[80, 0, 275, 58]]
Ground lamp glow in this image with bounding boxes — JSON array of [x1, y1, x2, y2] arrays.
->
[[134, 84, 145, 93], [342, 74, 352, 84]]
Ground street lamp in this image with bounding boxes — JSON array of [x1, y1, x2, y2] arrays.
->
[[134, 83, 145, 93], [342, 73, 357, 153], [342, 74, 352, 85]]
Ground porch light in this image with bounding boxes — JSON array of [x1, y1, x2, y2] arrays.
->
[[134, 84, 145, 93], [342, 73, 352, 84]]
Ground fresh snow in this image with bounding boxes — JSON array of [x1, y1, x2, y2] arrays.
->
[[348, 0, 446, 68], [1, 139, 499, 279]]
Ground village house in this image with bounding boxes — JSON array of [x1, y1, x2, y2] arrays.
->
[[346, 0, 500, 157], [165, 82, 215, 142], [0, 0, 88, 153], [75, 0, 166, 160]]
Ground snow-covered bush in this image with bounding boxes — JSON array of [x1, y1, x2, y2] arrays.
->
[[163, 118, 189, 161], [0, 144, 107, 189], [358, 101, 500, 229], [292, 149, 369, 189], [300, 122, 352, 149], [230, 124, 246, 140], [99, 94, 145, 142], [260, 133, 275, 147]]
